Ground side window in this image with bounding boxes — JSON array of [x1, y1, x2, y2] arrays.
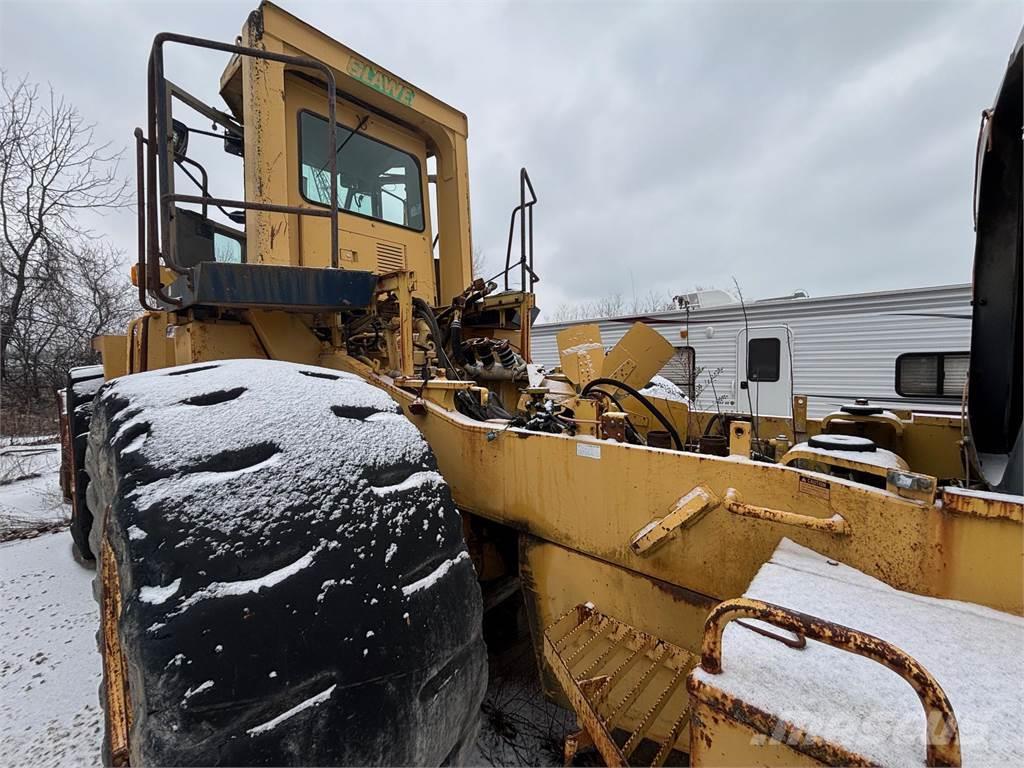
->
[[747, 337, 780, 382], [298, 111, 425, 231], [658, 346, 696, 399], [896, 352, 969, 397], [213, 232, 243, 264]]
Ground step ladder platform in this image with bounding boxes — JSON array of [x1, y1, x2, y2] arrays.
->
[[543, 603, 698, 766]]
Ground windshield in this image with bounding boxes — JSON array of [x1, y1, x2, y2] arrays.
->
[[299, 110, 425, 231]]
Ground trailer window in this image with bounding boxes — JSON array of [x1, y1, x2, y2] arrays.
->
[[298, 110, 425, 232], [747, 338, 780, 382], [896, 352, 969, 398]]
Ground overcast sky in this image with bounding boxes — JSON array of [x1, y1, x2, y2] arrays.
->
[[1, 0, 1020, 317]]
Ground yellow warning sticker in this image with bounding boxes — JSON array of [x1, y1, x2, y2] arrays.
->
[[798, 475, 831, 500]]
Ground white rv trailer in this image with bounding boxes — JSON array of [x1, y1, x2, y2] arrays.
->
[[531, 283, 972, 419]]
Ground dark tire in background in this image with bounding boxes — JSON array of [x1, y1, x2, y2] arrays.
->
[[65, 364, 105, 563], [85, 359, 487, 766]]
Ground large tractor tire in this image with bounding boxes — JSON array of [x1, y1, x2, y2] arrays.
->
[[66, 364, 105, 564], [84, 359, 487, 766]]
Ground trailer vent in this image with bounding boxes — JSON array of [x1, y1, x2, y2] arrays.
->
[[375, 241, 406, 274]]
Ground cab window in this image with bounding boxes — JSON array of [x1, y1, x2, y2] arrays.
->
[[298, 110, 425, 231]]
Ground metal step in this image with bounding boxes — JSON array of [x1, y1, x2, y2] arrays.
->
[[543, 603, 698, 766]]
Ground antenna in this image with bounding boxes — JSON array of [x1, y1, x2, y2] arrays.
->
[[732, 276, 760, 446]]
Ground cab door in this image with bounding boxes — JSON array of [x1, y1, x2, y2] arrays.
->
[[736, 326, 793, 418]]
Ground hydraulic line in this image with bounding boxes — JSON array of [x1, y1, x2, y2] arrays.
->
[[411, 298, 458, 378], [581, 377, 684, 451], [588, 387, 645, 445]]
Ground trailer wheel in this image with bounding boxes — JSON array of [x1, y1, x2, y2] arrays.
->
[[85, 359, 487, 766], [65, 364, 105, 564]]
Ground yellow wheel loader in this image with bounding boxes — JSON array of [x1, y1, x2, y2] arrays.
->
[[59, 4, 1022, 765]]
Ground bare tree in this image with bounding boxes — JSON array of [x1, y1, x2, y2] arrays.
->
[[472, 246, 488, 279], [0, 72, 131, 405], [549, 289, 675, 322]]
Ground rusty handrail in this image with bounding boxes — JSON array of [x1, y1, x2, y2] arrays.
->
[[133, 129, 159, 312], [142, 32, 342, 308], [501, 167, 538, 291], [700, 597, 961, 767], [723, 488, 850, 535]]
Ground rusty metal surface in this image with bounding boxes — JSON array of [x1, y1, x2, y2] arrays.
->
[[727, 421, 751, 458], [723, 488, 851, 536], [942, 487, 1023, 523], [100, 535, 132, 766], [543, 603, 697, 767], [689, 694, 876, 767], [792, 395, 808, 437], [696, 597, 961, 767], [140, 32, 341, 308], [57, 390, 73, 502]]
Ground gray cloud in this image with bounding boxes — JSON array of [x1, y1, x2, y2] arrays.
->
[[2, 0, 1019, 318]]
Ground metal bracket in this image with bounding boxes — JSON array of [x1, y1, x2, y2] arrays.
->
[[630, 485, 719, 555]]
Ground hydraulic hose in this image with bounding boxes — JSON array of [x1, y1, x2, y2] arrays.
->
[[581, 377, 684, 451], [412, 298, 457, 378], [588, 387, 645, 445]]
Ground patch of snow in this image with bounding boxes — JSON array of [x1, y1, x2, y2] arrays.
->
[[1, 434, 60, 447], [139, 578, 181, 605], [401, 551, 470, 597], [121, 433, 147, 455], [127, 525, 147, 541], [245, 683, 337, 736], [0, 532, 102, 767], [94, 360, 441, 569], [791, 442, 907, 470], [561, 341, 603, 355], [127, 451, 284, 507], [639, 375, 690, 404], [175, 547, 318, 613], [183, 680, 214, 700], [690, 538, 1024, 767], [0, 444, 65, 533], [369, 470, 444, 497]]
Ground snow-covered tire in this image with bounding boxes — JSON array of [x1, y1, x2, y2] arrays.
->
[[84, 359, 487, 766], [66, 364, 105, 563]]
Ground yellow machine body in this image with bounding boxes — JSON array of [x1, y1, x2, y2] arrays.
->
[[88, 4, 1022, 765]]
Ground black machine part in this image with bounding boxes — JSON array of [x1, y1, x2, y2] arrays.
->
[[840, 402, 884, 417], [968, 29, 1023, 494], [808, 434, 877, 453]]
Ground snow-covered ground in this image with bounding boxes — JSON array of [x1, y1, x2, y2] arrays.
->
[[0, 439, 572, 767], [0, 533, 102, 767], [0, 443, 66, 535]]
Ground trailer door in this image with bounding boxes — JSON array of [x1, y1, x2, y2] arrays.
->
[[736, 326, 793, 418]]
